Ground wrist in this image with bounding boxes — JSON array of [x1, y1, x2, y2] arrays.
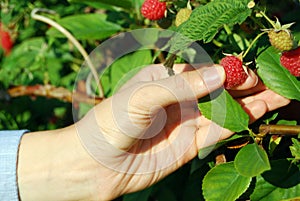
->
[[17, 125, 105, 200]]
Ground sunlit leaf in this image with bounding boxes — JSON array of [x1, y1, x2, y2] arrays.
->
[[198, 89, 249, 132], [47, 14, 122, 40], [203, 162, 252, 201], [234, 143, 271, 177], [257, 46, 300, 101]]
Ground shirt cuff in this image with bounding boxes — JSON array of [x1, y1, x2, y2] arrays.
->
[[0, 130, 28, 201]]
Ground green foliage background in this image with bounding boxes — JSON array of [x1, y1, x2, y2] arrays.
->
[[1, 0, 300, 200]]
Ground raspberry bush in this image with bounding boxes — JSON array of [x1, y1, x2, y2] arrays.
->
[[1, 0, 300, 200]]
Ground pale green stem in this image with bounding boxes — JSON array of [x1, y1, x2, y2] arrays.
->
[[212, 39, 223, 48], [223, 24, 232, 35], [31, 8, 104, 98], [259, 11, 276, 29], [242, 31, 266, 58]]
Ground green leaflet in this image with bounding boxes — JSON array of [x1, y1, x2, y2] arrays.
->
[[100, 50, 153, 97], [203, 162, 252, 201], [256, 46, 300, 101], [290, 138, 300, 164], [46, 14, 122, 40], [234, 143, 271, 177], [250, 160, 300, 201], [169, 0, 252, 53], [198, 89, 249, 132], [68, 0, 133, 10]]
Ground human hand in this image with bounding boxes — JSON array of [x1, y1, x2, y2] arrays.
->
[[75, 63, 290, 200], [17, 63, 290, 201]]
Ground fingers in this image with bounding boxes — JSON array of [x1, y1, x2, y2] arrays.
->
[[230, 68, 259, 90], [242, 100, 268, 124], [119, 63, 212, 92], [227, 69, 263, 99], [238, 89, 290, 112], [129, 66, 225, 110], [195, 121, 233, 158], [118, 64, 169, 92]]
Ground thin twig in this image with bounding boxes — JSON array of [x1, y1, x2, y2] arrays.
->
[[242, 31, 266, 58], [7, 85, 103, 105], [259, 11, 276, 29], [259, 124, 300, 136], [31, 8, 105, 98]]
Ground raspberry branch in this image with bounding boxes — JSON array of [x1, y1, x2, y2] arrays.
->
[[163, 53, 176, 76], [6, 84, 103, 105], [259, 11, 277, 29], [31, 8, 105, 98], [242, 31, 266, 58], [259, 124, 300, 136]]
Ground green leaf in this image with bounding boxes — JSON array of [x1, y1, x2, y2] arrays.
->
[[203, 162, 252, 201], [100, 50, 153, 97], [250, 160, 300, 201], [109, 50, 152, 93], [131, 28, 159, 47], [198, 89, 249, 132], [169, 0, 252, 53], [257, 46, 300, 101], [78, 1, 119, 11], [234, 143, 271, 177], [263, 112, 279, 124], [68, 0, 133, 10], [46, 14, 122, 40], [1, 37, 73, 87], [277, 119, 298, 126], [290, 138, 300, 163]]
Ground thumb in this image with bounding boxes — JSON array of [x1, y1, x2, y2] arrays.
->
[[130, 66, 225, 110]]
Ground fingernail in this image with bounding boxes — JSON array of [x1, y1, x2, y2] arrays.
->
[[202, 66, 225, 91]]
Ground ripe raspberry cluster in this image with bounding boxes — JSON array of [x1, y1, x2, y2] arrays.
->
[[280, 47, 300, 77], [141, 0, 192, 26], [141, 0, 166, 20], [140, 2, 300, 80], [220, 56, 248, 89], [0, 23, 13, 56]]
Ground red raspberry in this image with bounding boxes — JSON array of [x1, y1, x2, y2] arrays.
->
[[141, 0, 166, 20], [280, 47, 300, 77], [220, 56, 248, 89], [0, 23, 13, 55]]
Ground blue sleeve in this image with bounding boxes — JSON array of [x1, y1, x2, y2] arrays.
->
[[0, 130, 28, 201]]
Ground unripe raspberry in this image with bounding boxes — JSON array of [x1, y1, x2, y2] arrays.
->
[[175, 8, 192, 27], [262, 17, 295, 52], [268, 30, 294, 52]]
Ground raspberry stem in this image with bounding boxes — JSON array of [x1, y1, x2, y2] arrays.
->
[[259, 11, 276, 29], [223, 24, 232, 35], [31, 8, 105, 98], [163, 53, 176, 76], [242, 32, 266, 58]]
